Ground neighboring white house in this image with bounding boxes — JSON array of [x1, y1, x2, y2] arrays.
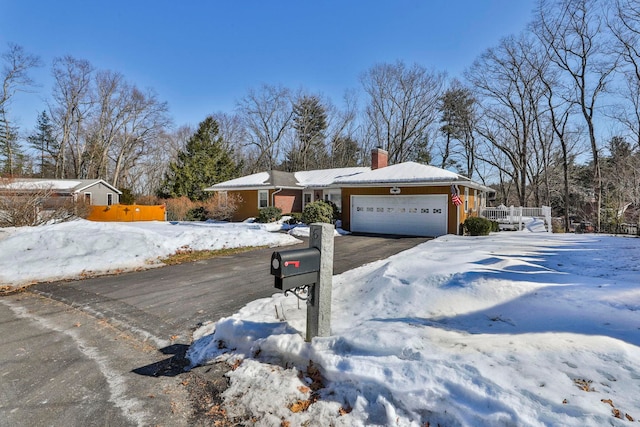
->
[[0, 178, 122, 206]]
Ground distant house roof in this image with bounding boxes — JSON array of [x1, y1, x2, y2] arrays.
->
[[0, 178, 122, 194]]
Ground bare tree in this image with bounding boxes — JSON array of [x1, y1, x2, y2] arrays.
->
[[236, 84, 293, 173], [0, 43, 41, 113], [0, 43, 41, 175], [211, 111, 247, 168], [535, 0, 617, 231], [361, 61, 446, 164], [532, 42, 582, 231], [84, 70, 128, 180], [131, 126, 190, 197], [49, 56, 94, 178], [326, 90, 361, 168], [610, 0, 640, 149], [108, 87, 170, 189], [466, 34, 548, 206]]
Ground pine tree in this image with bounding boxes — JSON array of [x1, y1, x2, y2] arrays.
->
[[28, 111, 58, 178], [288, 95, 328, 171], [157, 117, 242, 201], [0, 109, 22, 176], [438, 84, 476, 176]]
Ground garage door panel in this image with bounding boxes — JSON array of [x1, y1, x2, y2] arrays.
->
[[351, 195, 448, 237]]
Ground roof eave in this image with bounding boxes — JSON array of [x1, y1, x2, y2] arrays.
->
[[74, 179, 123, 195], [206, 185, 302, 192], [338, 179, 466, 187]]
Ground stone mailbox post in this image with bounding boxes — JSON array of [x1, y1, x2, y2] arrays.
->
[[270, 223, 334, 341]]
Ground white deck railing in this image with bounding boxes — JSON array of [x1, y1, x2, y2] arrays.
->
[[479, 205, 552, 233]]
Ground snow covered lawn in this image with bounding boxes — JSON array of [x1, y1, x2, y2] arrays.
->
[[0, 219, 300, 288], [188, 232, 640, 426]]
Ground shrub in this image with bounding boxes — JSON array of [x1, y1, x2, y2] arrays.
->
[[136, 195, 161, 205], [186, 206, 209, 221], [464, 216, 493, 236], [256, 206, 282, 223], [163, 196, 196, 221], [285, 212, 303, 225], [162, 193, 241, 221], [302, 200, 334, 224], [201, 192, 241, 221], [119, 188, 135, 205], [324, 200, 341, 222], [491, 220, 500, 233]]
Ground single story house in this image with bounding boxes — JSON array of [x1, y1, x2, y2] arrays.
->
[[0, 178, 121, 207], [206, 149, 494, 237], [204, 167, 369, 221]]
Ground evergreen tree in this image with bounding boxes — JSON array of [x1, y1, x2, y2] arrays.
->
[[157, 116, 241, 201], [438, 84, 476, 176], [0, 109, 22, 176], [288, 95, 328, 171], [28, 111, 58, 178]]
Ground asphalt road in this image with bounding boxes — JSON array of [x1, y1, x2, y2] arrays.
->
[[0, 233, 429, 426]]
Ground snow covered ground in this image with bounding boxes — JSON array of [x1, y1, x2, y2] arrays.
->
[[0, 219, 300, 288], [187, 231, 640, 426], [2, 219, 639, 425]]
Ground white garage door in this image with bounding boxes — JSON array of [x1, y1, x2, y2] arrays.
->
[[351, 195, 448, 237]]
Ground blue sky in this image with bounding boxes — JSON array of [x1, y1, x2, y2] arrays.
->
[[1, 1, 536, 131]]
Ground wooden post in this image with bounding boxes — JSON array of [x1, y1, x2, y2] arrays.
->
[[307, 223, 334, 341]]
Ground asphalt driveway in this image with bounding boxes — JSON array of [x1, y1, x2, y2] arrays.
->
[[2, 233, 429, 426], [32, 233, 430, 345]]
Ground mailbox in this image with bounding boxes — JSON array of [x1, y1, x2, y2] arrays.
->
[[270, 247, 320, 290]]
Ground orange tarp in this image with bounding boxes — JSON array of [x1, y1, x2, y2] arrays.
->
[[87, 204, 166, 222]]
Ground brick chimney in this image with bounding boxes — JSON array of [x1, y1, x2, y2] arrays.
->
[[371, 147, 388, 170]]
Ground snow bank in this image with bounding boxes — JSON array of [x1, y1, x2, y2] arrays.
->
[[0, 219, 300, 287], [188, 232, 640, 426]]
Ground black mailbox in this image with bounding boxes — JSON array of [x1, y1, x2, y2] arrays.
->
[[270, 247, 320, 290]]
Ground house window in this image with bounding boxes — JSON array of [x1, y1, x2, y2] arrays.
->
[[464, 187, 469, 212], [303, 192, 312, 207], [84, 193, 92, 205], [107, 193, 113, 206], [258, 190, 269, 208], [323, 191, 342, 210]]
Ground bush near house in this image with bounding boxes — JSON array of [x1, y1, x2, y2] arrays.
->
[[464, 216, 494, 236], [256, 206, 282, 223], [302, 200, 334, 224], [285, 212, 303, 225], [162, 193, 241, 222], [325, 200, 341, 222]]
